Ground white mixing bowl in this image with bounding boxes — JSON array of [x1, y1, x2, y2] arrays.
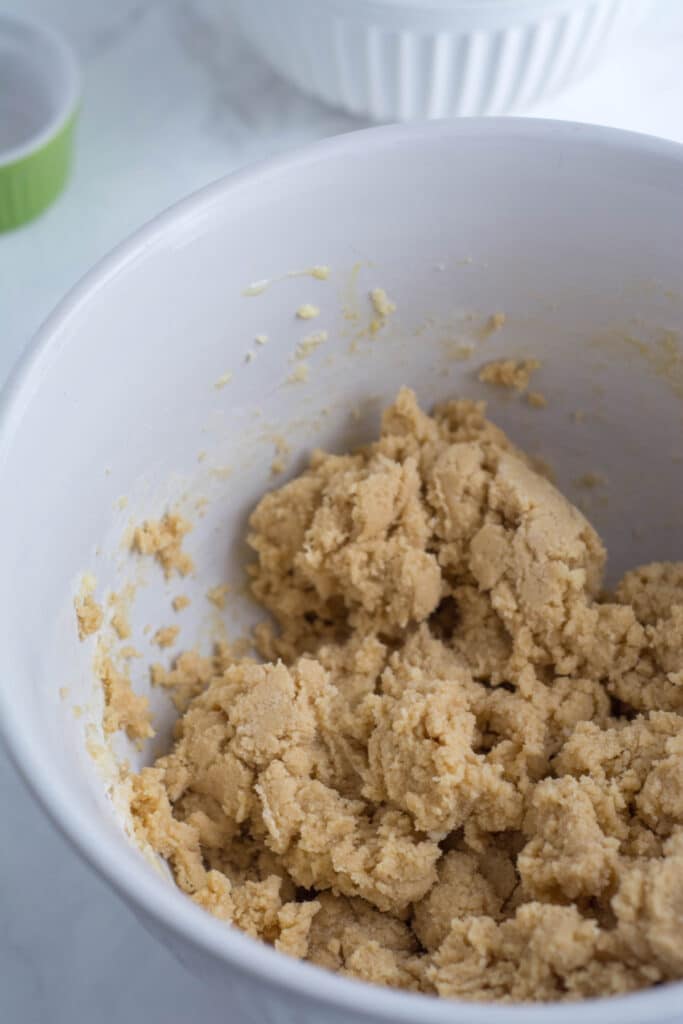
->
[[1, 119, 683, 1024]]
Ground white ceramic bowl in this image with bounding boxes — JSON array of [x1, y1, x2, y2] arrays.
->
[[1, 119, 683, 1024], [229, 0, 653, 120]]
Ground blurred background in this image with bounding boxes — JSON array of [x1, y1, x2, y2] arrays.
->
[[1, 2, 683, 1022]]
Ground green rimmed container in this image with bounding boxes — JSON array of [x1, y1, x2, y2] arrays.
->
[[0, 14, 81, 232]]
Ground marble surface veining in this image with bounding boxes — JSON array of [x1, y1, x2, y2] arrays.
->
[[2, 2, 683, 1021]]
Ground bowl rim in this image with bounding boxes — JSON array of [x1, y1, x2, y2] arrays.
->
[[288, 0, 613, 10], [1, 117, 683, 1023]]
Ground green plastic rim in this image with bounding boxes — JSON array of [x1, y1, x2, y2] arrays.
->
[[0, 106, 78, 232]]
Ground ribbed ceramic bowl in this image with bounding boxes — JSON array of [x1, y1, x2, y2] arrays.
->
[[1, 120, 683, 1024], [229, 0, 652, 120]]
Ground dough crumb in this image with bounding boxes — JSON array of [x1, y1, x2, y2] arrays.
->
[[370, 287, 396, 318], [526, 390, 548, 409], [270, 435, 291, 477], [97, 651, 153, 741], [255, 334, 269, 346], [478, 358, 541, 392], [207, 584, 230, 610], [576, 471, 607, 489], [215, 372, 233, 389], [172, 595, 191, 612], [296, 304, 320, 321], [243, 280, 269, 297], [295, 330, 328, 360], [443, 341, 474, 362], [75, 592, 103, 640], [75, 575, 103, 639], [109, 585, 135, 640], [111, 608, 130, 640], [153, 625, 180, 649], [120, 645, 141, 659], [310, 265, 330, 280], [133, 513, 194, 578], [286, 362, 310, 385], [488, 312, 506, 333]]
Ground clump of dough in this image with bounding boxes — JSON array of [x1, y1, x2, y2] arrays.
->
[[74, 574, 103, 639], [133, 513, 194, 577], [75, 593, 103, 639], [370, 287, 396, 318], [207, 584, 230, 610], [478, 358, 540, 392], [130, 388, 683, 1004], [153, 625, 180, 649], [526, 391, 548, 409], [296, 304, 320, 321], [97, 651, 153, 742]]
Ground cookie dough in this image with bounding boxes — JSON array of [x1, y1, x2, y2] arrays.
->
[[153, 626, 180, 649], [74, 575, 103, 639], [131, 388, 683, 1003], [133, 513, 194, 578], [98, 652, 153, 742], [478, 358, 540, 391], [370, 287, 396, 318]]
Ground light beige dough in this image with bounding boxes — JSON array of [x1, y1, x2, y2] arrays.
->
[[126, 388, 683, 1003]]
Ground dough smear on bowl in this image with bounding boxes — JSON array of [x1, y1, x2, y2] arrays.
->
[[128, 388, 683, 1003]]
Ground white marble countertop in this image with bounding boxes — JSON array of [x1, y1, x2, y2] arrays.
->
[[2, 2, 683, 1021]]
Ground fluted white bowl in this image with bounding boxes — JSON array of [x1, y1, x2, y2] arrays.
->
[[229, 0, 652, 120]]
